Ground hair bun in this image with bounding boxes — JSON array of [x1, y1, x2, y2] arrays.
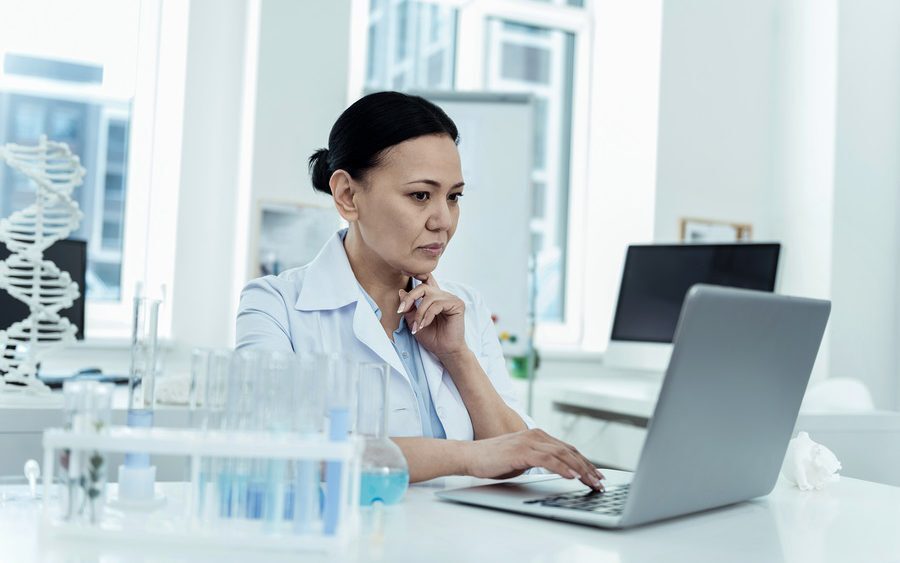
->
[[307, 147, 332, 195]]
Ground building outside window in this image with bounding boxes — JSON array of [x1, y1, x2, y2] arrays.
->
[[0, 0, 142, 304], [362, 0, 590, 341], [365, 0, 457, 91]]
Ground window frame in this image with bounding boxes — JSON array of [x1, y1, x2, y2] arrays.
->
[[0, 0, 188, 341], [87, 0, 189, 341], [455, 0, 592, 348]]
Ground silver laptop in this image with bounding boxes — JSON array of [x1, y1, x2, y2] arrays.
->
[[437, 284, 830, 528]]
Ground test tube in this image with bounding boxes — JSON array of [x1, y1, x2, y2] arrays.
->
[[61, 381, 113, 524], [223, 349, 262, 519], [119, 294, 161, 504], [260, 350, 295, 529], [322, 355, 357, 535], [292, 355, 326, 533], [198, 349, 232, 522], [189, 348, 212, 423], [84, 383, 113, 524], [125, 295, 161, 465], [61, 381, 85, 520]]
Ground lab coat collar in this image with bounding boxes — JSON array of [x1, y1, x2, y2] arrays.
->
[[295, 229, 438, 393], [295, 229, 363, 312], [295, 228, 425, 312]]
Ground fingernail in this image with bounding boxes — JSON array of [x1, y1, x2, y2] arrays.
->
[[411, 321, 418, 334], [397, 302, 405, 314], [568, 469, 581, 480]]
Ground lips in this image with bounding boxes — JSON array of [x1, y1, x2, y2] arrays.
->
[[418, 243, 445, 257]]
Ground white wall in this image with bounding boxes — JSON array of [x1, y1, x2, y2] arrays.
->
[[829, 0, 900, 408], [177, 0, 354, 353], [579, 0, 662, 351], [228, 0, 352, 345], [170, 0, 249, 355], [770, 0, 838, 384], [653, 0, 780, 243]]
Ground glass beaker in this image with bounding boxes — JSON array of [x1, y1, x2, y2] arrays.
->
[[357, 363, 409, 506]]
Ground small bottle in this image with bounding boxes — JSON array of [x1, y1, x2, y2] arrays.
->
[[357, 363, 409, 506]]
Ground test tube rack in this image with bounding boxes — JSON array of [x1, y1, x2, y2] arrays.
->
[[40, 426, 362, 553]]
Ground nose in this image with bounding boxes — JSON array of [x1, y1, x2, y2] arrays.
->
[[425, 199, 452, 232]]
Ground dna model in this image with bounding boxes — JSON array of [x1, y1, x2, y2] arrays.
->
[[0, 136, 85, 392]]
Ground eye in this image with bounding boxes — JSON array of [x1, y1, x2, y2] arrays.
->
[[410, 192, 429, 202], [449, 192, 464, 202]]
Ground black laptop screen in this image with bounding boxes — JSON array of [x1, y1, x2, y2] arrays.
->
[[611, 243, 780, 343]]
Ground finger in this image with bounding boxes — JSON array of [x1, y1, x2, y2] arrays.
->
[[397, 286, 428, 313], [531, 429, 602, 480], [558, 440, 605, 481], [568, 450, 605, 489], [420, 298, 464, 331], [419, 272, 441, 289], [401, 270, 437, 286], [535, 444, 604, 491], [529, 449, 584, 483], [414, 299, 446, 333]]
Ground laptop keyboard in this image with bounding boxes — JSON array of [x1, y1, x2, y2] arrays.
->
[[525, 484, 630, 515]]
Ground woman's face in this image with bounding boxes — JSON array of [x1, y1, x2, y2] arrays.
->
[[353, 134, 464, 276]]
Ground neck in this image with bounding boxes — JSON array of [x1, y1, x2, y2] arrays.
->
[[343, 225, 410, 307]]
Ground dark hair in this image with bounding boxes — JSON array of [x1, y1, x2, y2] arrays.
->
[[308, 91, 459, 195]]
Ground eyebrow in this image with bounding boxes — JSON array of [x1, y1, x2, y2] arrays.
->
[[404, 179, 465, 189]]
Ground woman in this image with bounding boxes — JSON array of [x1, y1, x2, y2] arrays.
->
[[237, 91, 604, 491]]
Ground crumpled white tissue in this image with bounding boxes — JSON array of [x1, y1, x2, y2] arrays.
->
[[781, 431, 842, 491]]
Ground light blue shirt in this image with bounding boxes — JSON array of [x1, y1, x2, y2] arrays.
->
[[358, 285, 447, 440]]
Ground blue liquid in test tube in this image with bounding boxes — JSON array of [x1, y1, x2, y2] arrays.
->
[[125, 409, 154, 467], [323, 406, 349, 535]]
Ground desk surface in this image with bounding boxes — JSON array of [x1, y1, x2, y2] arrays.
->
[[2, 475, 899, 562]]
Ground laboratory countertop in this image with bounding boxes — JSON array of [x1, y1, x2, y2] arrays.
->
[[1, 474, 899, 562]]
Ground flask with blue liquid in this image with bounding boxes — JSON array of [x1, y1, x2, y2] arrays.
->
[[357, 362, 409, 506]]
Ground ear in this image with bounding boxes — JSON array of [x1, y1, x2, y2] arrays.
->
[[330, 169, 359, 222]]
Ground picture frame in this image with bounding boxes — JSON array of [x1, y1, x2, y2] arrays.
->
[[679, 217, 753, 243]]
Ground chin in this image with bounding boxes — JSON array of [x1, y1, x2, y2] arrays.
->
[[405, 258, 439, 277]]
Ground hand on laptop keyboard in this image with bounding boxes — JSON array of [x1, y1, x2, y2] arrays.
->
[[462, 428, 605, 491]]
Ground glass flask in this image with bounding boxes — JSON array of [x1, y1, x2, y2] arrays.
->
[[357, 362, 409, 506]]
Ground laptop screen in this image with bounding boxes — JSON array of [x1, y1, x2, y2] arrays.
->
[[611, 243, 780, 343]]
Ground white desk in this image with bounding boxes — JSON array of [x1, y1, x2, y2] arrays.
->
[[540, 372, 900, 486], [544, 369, 663, 427], [1, 475, 899, 562], [0, 388, 191, 479]]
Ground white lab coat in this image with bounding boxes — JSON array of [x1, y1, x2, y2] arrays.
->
[[236, 229, 534, 440]]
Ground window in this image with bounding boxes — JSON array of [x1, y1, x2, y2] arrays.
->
[[0, 0, 183, 339], [361, 0, 591, 344], [484, 19, 576, 322], [365, 1, 458, 91], [0, 3, 142, 304]]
